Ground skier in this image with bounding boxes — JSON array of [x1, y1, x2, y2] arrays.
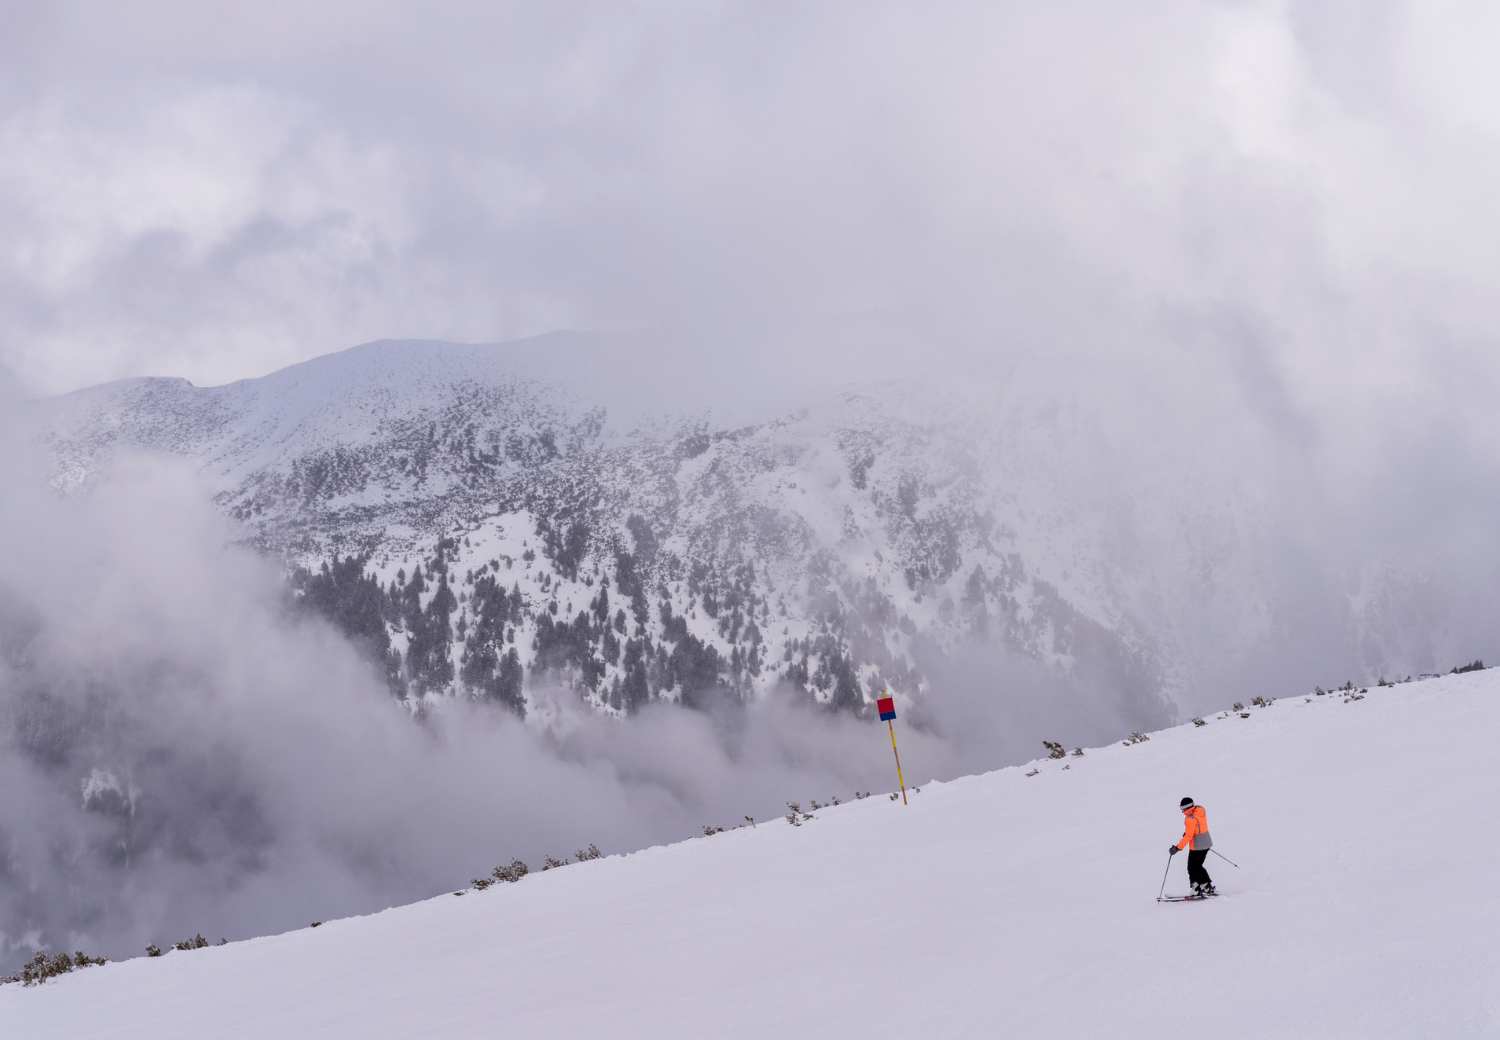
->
[[1168, 796, 1215, 896]]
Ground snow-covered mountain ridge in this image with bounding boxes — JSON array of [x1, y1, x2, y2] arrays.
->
[[6, 668, 1495, 1039], [29, 335, 1467, 723]]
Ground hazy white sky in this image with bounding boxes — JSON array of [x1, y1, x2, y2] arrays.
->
[[2, 0, 1499, 410]]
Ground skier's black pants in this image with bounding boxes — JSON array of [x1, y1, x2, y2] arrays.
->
[[1186, 849, 1212, 888]]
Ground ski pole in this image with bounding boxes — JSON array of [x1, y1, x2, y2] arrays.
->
[[1210, 849, 1241, 869], [1156, 853, 1173, 901]]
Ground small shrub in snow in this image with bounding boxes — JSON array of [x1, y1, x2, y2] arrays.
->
[[744, 815, 756, 827], [471, 877, 495, 891], [174, 934, 210, 951], [1252, 696, 1273, 708], [542, 855, 568, 871], [1043, 740, 1067, 760], [146, 945, 163, 958], [1192, 717, 1207, 727], [1025, 767, 1040, 777], [1451, 659, 1486, 674], [1123, 732, 1150, 746], [21, 953, 77, 986], [492, 859, 530, 884], [1071, 747, 1084, 757], [309, 922, 322, 929], [7, 951, 107, 987], [1231, 702, 1244, 713], [575, 843, 603, 861], [703, 824, 725, 837], [785, 802, 815, 826]]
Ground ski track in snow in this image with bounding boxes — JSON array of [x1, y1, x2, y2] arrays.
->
[[5, 670, 1497, 1038]]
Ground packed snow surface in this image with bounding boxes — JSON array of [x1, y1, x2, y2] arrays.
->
[[5, 670, 1497, 1038]]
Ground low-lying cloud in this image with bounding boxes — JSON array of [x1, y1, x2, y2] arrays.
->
[[0, 414, 1111, 967]]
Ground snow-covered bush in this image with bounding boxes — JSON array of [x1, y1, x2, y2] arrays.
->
[[785, 802, 815, 826], [492, 859, 530, 884], [3, 951, 107, 987]]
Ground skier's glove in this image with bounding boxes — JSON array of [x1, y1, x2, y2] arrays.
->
[[1168, 845, 1179, 856]]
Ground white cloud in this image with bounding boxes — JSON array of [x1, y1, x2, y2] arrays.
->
[[0, 1, 1496, 438]]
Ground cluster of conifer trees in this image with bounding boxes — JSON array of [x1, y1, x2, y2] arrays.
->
[[289, 533, 789, 718]]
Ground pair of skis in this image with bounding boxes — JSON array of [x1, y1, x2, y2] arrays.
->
[[1157, 890, 1220, 903]]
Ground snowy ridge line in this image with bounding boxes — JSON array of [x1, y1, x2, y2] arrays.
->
[[39, 336, 1479, 734], [38, 334, 1175, 724], [171, 338, 1178, 724]]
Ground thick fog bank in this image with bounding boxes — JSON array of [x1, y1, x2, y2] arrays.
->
[[0, 446, 1116, 967]]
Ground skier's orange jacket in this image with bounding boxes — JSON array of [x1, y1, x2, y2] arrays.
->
[[1176, 805, 1212, 851]]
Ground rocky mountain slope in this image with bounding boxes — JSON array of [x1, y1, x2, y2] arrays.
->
[[29, 335, 1464, 727]]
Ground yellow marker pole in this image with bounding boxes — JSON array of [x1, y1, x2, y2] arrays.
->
[[888, 719, 908, 805]]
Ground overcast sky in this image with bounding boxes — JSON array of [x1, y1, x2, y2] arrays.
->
[[2, 1, 1499, 411]]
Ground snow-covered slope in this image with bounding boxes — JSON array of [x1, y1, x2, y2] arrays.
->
[[6, 669, 1496, 1038]]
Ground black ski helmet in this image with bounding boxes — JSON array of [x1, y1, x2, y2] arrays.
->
[[1179, 797, 1195, 809]]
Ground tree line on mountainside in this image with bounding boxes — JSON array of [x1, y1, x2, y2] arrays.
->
[[288, 532, 872, 719]]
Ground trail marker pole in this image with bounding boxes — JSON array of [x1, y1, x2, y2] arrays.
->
[[877, 691, 907, 805]]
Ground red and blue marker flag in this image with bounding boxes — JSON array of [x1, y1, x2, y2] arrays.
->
[[877, 696, 897, 722]]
